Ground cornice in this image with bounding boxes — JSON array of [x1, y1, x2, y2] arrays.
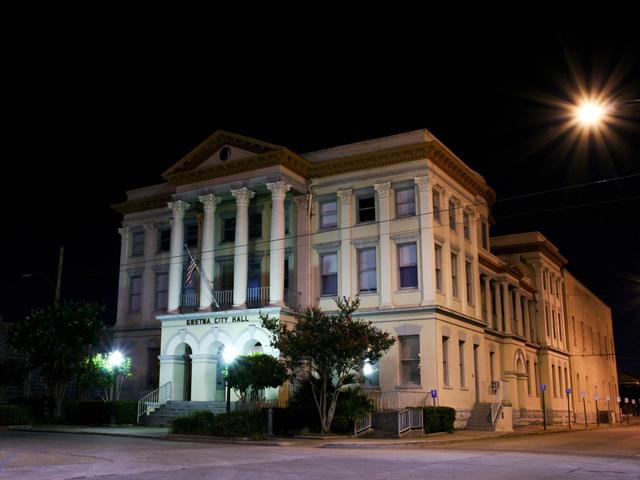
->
[[491, 242, 568, 267], [111, 193, 173, 215]]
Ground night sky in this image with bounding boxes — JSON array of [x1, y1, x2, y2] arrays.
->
[[3, 28, 638, 375]]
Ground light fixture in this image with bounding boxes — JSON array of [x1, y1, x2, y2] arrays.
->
[[107, 350, 124, 369], [223, 345, 238, 364]]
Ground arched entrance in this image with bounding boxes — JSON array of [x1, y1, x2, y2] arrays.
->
[[515, 352, 527, 411], [173, 343, 193, 401]]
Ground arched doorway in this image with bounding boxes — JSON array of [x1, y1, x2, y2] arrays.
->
[[515, 353, 527, 411], [172, 343, 192, 401]]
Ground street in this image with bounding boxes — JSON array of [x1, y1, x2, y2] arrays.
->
[[0, 426, 639, 479]]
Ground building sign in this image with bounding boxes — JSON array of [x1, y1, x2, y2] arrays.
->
[[186, 315, 250, 326]]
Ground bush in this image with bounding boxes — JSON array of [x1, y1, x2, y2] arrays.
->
[[64, 400, 139, 425], [330, 415, 350, 434], [423, 406, 456, 433], [170, 410, 265, 438], [9, 396, 50, 420], [0, 404, 32, 425]]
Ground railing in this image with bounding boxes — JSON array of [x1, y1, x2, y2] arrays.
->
[[212, 289, 233, 310], [398, 408, 423, 435], [364, 390, 428, 411], [284, 288, 301, 311], [490, 380, 505, 428], [247, 286, 270, 309], [180, 292, 198, 312], [354, 413, 372, 436], [137, 381, 172, 423]]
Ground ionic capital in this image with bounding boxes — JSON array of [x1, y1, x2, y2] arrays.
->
[[231, 187, 255, 207], [374, 182, 392, 199], [266, 181, 291, 200], [168, 200, 190, 217], [337, 189, 353, 204], [414, 175, 431, 191], [198, 194, 222, 211]]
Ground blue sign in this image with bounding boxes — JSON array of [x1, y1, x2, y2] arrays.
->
[[540, 384, 547, 392], [430, 389, 438, 398], [566, 388, 571, 395]]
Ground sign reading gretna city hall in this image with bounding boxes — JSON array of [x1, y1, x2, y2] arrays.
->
[[186, 315, 250, 326]]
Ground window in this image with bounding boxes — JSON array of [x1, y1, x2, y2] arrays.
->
[[129, 275, 142, 313], [358, 248, 377, 293], [451, 252, 459, 298], [158, 228, 171, 252], [552, 365, 557, 397], [222, 217, 236, 243], [185, 223, 198, 248], [357, 193, 376, 223], [534, 362, 539, 396], [559, 365, 564, 397], [590, 326, 594, 353], [395, 187, 416, 217], [435, 244, 443, 292], [432, 190, 441, 222], [249, 209, 262, 239], [400, 335, 421, 385], [489, 351, 495, 383], [443, 336, 450, 386], [218, 260, 234, 290], [552, 309, 557, 338], [463, 212, 470, 240], [558, 312, 563, 342], [321, 253, 338, 296], [448, 200, 456, 231], [481, 221, 489, 249], [147, 347, 160, 388], [572, 316, 577, 346], [465, 260, 473, 305], [131, 230, 144, 257], [398, 243, 418, 289], [154, 272, 168, 311], [458, 340, 465, 387], [581, 321, 585, 351], [319, 200, 337, 229], [545, 306, 550, 335], [543, 271, 548, 291], [564, 368, 569, 398], [526, 360, 532, 394], [248, 258, 261, 289]]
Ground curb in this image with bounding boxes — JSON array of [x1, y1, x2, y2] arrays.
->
[[320, 432, 512, 449], [165, 433, 293, 446], [8, 426, 169, 441]]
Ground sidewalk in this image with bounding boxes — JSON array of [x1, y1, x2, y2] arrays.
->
[[8, 419, 639, 449]]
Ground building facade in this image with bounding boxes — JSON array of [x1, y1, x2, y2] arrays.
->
[[112, 130, 619, 428]]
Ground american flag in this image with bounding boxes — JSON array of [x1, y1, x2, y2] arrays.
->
[[185, 255, 197, 286]]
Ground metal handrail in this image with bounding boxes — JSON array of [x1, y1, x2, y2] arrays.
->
[[490, 380, 505, 427], [137, 381, 172, 423], [354, 413, 372, 436]]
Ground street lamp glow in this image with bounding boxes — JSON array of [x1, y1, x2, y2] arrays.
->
[[363, 360, 373, 377], [576, 101, 606, 126], [107, 350, 124, 369], [223, 345, 238, 364]]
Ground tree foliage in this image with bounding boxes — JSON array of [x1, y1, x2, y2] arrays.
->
[[77, 353, 133, 401], [225, 353, 288, 403], [261, 297, 395, 433], [9, 301, 104, 418]]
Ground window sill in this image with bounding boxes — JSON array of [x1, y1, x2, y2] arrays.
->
[[355, 220, 376, 226], [358, 291, 378, 296], [443, 385, 454, 390], [396, 383, 421, 389], [317, 225, 338, 232], [395, 214, 416, 220], [459, 387, 469, 391], [395, 288, 420, 293]]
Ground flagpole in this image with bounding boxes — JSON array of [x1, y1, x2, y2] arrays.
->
[[184, 244, 219, 309]]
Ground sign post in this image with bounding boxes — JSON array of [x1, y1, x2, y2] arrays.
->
[[581, 391, 588, 428], [430, 389, 437, 407], [566, 388, 571, 429], [625, 397, 629, 424], [540, 384, 547, 431], [594, 395, 600, 427], [606, 395, 611, 427]]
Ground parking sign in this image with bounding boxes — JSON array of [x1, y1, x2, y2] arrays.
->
[[430, 389, 437, 398], [540, 384, 546, 392]]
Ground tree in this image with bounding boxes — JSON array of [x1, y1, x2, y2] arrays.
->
[[225, 353, 288, 404], [77, 353, 133, 401], [261, 297, 395, 433], [9, 301, 104, 419]]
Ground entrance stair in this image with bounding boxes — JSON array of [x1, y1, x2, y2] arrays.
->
[[139, 401, 229, 427], [466, 402, 494, 430]]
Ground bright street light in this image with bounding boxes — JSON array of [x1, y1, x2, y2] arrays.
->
[[223, 345, 238, 364], [363, 359, 374, 377], [107, 350, 124, 370], [576, 101, 607, 126]]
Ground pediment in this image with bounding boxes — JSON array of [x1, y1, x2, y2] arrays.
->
[[162, 130, 284, 179]]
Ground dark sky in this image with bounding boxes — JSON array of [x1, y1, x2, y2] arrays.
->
[[3, 27, 639, 375]]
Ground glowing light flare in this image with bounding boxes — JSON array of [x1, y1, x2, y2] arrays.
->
[[107, 350, 124, 369], [223, 345, 238, 364], [576, 101, 606, 125], [363, 359, 374, 377]]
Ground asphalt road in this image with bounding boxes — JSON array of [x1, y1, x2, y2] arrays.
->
[[1, 426, 638, 479]]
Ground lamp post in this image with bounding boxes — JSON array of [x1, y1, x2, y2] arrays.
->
[[223, 345, 238, 413], [107, 350, 124, 425]]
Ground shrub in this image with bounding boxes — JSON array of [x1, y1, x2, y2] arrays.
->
[[330, 415, 350, 434], [171, 410, 265, 438], [63, 400, 139, 425], [423, 406, 456, 433], [9, 396, 49, 420], [0, 404, 32, 425], [171, 410, 216, 435], [112, 401, 137, 424]]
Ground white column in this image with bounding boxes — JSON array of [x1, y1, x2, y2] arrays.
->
[[337, 189, 353, 299], [158, 354, 185, 400], [415, 176, 435, 306], [231, 187, 255, 308], [142, 223, 155, 319], [515, 289, 523, 336], [442, 191, 453, 307], [458, 205, 468, 312], [190, 354, 218, 401], [524, 297, 531, 341], [494, 280, 502, 331], [471, 213, 482, 319], [267, 182, 291, 305], [484, 275, 492, 325], [167, 200, 190, 312], [502, 281, 512, 334], [116, 227, 130, 321], [198, 194, 221, 310], [375, 182, 393, 307], [294, 195, 310, 310]]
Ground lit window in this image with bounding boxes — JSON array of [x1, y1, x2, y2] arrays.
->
[[321, 253, 338, 296], [400, 335, 421, 385], [435, 244, 443, 292], [358, 248, 377, 293], [395, 187, 416, 217], [463, 212, 470, 240], [398, 243, 418, 289], [319, 200, 337, 229]]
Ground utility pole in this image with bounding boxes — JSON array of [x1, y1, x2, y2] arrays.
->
[[55, 245, 64, 306]]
